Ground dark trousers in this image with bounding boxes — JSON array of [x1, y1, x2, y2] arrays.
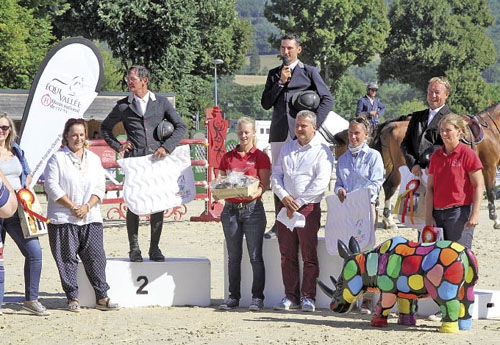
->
[[276, 202, 321, 304], [48, 222, 109, 301], [433, 205, 473, 248], [126, 210, 164, 253]]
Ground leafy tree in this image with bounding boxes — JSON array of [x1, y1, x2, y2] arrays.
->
[[264, 0, 390, 88], [486, 82, 500, 104], [218, 76, 271, 120], [381, 83, 424, 118], [333, 71, 365, 117], [249, 50, 261, 75], [97, 42, 124, 92], [0, 0, 54, 89], [446, 67, 490, 114], [237, 0, 279, 54], [18, 0, 69, 18], [53, 0, 252, 116], [251, 17, 280, 54], [379, 0, 496, 112], [483, 0, 500, 82]]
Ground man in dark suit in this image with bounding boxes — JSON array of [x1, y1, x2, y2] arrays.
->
[[355, 82, 386, 132], [401, 76, 452, 178], [261, 33, 334, 238], [101, 65, 187, 262]]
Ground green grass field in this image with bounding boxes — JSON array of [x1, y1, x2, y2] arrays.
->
[[244, 54, 280, 73], [258, 54, 280, 71], [237, 54, 281, 86]]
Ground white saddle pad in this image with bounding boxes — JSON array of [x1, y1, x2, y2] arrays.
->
[[117, 145, 196, 215], [325, 188, 375, 255]]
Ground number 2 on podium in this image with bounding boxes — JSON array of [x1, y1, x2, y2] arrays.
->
[[136, 275, 149, 295]]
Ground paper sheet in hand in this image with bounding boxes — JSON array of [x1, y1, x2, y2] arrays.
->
[[325, 188, 375, 255], [277, 207, 306, 231], [117, 145, 195, 215]]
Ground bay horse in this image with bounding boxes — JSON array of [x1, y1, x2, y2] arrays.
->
[[472, 102, 500, 228], [332, 120, 408, 229]]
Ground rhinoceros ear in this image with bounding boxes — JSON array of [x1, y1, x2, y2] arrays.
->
[[349, 236, 361, 254], [338, 239, 351, 259]]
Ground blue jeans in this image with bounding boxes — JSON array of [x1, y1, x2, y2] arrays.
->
[[1, 211, 43, 300], [221, 199, 266, 300], [0, 240, 4, 310]]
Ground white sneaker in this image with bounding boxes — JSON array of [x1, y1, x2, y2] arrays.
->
[[273, 297, 299, 311], [301, 297, 315, 312], [23, 300, 50, 316], [427, 311, 442, 322]]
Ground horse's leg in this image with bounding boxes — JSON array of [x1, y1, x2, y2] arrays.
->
[[382, 169, 399, 230], [371, 292, 396, 327], [397, 297, 417, 326], [382, 197, 394, 228], [483, 165, 500, 229]]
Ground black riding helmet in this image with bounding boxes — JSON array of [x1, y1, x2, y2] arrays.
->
[[291, 90, 320, 112]]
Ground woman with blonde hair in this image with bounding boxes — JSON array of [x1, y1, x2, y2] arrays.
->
[[0, 113, 49, 316], [424, 113, 484, 323], [217, 116, 271, 311], [425, 113, 484, 248]]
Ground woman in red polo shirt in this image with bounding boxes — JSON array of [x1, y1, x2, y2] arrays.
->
[[425, 113, 484, 248], [217, 117, 271, 311]]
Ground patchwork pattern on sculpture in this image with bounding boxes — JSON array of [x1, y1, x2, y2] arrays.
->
[[318, 236, 478, 333]]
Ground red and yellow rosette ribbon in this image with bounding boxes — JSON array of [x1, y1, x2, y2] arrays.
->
[[421, 225, 438, 243], [393, 179, 420, 224], [17, 189, 49, 233]]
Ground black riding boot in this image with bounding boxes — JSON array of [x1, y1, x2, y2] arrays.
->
[[149, 211, 165, 261], [126, 210, 143, 262]]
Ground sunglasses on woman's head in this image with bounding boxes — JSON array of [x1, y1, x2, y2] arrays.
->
[[0, 126, 10, 131]]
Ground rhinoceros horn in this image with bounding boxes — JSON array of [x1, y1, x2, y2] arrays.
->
[[317, 279, 334, 298]]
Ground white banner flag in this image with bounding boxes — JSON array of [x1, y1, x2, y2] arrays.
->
[[18, 37, 104, 187], [325, 188, 375, 255]]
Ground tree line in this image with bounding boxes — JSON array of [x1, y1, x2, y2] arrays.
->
[[1, 0, 498, 122]]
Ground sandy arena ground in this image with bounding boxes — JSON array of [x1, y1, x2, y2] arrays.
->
[[1, 188, 499, 345]]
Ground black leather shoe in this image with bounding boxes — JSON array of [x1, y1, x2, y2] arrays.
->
[[129, 249, 143, 262], [264, 224, 277, 239], [149, 248, 165, 262]]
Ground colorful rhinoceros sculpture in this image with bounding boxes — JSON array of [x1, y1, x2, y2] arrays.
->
[[318, 236, 478, 333]]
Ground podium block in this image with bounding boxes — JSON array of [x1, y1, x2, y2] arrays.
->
[[77, 257, 210, 308], [223, 237, 344, 308], [472, 289, 500, 319], [418, 289, 500, 319]]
